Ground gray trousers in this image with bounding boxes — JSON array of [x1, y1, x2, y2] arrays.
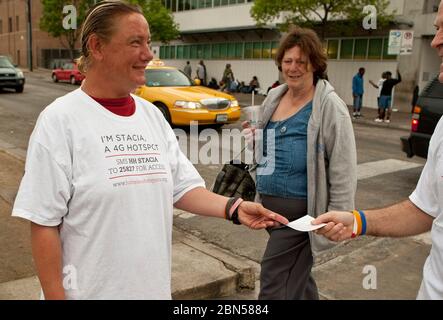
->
[[258, 195, 319, 300]]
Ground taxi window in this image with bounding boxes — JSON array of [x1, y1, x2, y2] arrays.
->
[[145, 69, 192, 87]]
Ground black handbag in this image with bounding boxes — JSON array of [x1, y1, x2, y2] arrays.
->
[[212, 160, 256, 201]]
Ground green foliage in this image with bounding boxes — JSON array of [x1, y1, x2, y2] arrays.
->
[[128, 0, 180, 43], [40, 0, 180, 54], [251, 0, 394, 38]]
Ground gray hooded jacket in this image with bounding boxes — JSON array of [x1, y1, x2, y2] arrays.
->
[[252, 80, 357, 254]]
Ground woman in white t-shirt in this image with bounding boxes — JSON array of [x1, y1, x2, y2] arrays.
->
[[12, 1, 288, 300]]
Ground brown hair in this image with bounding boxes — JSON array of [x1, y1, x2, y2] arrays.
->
[[77, 0, 143, 73], [275, 27, 327, 83]]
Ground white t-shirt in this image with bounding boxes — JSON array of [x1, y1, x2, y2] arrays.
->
[[12, 89, 205, 299], [409, 117, 443, 300], [377, 79, 385, 98]]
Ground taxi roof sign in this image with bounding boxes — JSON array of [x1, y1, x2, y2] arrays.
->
[[148, 59, 165, 67]]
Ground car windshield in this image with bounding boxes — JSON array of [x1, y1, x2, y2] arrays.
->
[[145, 69, 192, 87], [0, 57, 14, 68]]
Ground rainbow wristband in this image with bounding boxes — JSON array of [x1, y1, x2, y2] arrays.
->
[[352, 210, 362, 236], [358, 210, 367, 235]]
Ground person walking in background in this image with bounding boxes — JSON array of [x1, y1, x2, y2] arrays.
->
[[196, 60, 207, 86], [221, 63, 234, 92], [369, 72, 387, 123], [352, 67, 365, 118], [375, 70, 402, 123], [242, 27, 356, 300], [183, 61, 192, 78]]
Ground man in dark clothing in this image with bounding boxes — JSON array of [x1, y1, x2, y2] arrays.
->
[[376, 70, 402, 123]]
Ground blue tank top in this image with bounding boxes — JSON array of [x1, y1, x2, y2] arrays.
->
[[256, 101, 312, 199]]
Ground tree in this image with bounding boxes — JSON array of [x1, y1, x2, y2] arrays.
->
[[251, 0, 394, 39], [40, 0, 180, 60], [130, 0, 180, 43], [40, 0, 95, 60]]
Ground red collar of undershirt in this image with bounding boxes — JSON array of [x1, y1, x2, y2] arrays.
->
[[91, 95, 136, 117]]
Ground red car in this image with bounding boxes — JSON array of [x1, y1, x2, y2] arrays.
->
[[52, 62, 85, 85]]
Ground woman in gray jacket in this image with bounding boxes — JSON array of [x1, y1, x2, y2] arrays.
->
[[242, 27, 357, 300]]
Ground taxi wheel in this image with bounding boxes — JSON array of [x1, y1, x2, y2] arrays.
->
[[52, 74, 58, 82], [70, 76, 77, 85], [154, 102, 172, 125]]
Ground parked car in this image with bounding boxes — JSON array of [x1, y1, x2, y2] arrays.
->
[[401, 77, 443, 158], [52, 62, 85, 85], [134, 60, 241, 126], [0, 55, 25, 93]]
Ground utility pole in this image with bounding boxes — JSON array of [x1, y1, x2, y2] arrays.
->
[[26, 0, 33, 71]]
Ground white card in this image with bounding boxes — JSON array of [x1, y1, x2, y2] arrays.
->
[[286, 215, 327, 232]]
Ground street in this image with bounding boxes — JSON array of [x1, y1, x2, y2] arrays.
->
[[0, 70, 429, 299]]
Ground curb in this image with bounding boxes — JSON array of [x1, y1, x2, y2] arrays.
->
[[351, 117, 411, 132], [0, 227, 258, 300]]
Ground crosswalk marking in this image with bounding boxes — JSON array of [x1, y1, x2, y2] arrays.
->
[[357, 159, 423, 181]]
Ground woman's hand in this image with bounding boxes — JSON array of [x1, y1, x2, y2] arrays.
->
[[241, 121, 256, 150], [237, 201, 289, 229]]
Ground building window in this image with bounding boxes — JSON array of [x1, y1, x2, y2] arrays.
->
[[327, 39, 339, 59], [262, 42, 271, 59], [368, 38, 383, 60], [271, 41, 278, 59], [340, 39, 354, 59], [16, 16, 19, 31], [190, 45, 198, 59], [244, 42, 253, 59], [354, 39, 368, 59], [8, 17, 12, 32], [252, 42, 262, 59], [0, 19, 3, 34], [203, 44, 211, 59], [227, 43, 236, 59], [211, 44, 219, 59]]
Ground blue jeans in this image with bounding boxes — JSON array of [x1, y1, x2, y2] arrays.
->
[[353, 94, 363, 111]]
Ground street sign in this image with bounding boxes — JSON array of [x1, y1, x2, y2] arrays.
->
[[388, 30, 402, 55], [388, 30, 414, 56], [400, 30, 414, 55]]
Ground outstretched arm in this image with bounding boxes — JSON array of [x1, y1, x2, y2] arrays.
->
[[174, 187, 289, 229], [312, 200, 434, 242], [369, 80, 378, 89]]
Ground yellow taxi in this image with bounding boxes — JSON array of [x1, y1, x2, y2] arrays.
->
[[134, 60, 241, 126]]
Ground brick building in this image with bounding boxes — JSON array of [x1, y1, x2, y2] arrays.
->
[[0, 0, 79, 69]]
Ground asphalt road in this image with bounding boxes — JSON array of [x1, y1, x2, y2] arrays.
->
[[0, 70, 427, 276]]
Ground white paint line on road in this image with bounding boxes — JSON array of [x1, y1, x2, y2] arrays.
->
[[357, 159, 422, 181]]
